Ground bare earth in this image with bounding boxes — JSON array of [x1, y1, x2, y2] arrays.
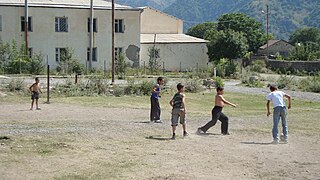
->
[[0, 102, 319, 180]]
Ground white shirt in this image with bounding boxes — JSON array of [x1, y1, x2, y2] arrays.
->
[[266, 90, 287, 108]]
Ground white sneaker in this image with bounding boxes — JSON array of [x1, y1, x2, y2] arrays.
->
[[154, 120, 162, 123], [197, 128, 204, 134]]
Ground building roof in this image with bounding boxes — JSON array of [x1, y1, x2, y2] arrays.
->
[[259, 39, 293, 49], [0, 0, 137, 10], [139, 6, 182, 22], [141, 34, 208, 44]]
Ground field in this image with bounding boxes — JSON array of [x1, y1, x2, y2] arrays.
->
[[0, 91, 320, 180]]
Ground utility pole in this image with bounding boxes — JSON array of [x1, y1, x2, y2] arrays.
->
[[111, 0, 115, 84], [89, 0, 94, 71], [25, 0, 28, 57], [266, 4, 269, 58]]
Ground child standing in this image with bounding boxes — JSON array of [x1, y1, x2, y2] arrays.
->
[[197, 87, 236, 135], [29, 77, 42, 110], [169, 83, 187, 140], [266, 84, 291, 144], [150, 77, 164, 123]]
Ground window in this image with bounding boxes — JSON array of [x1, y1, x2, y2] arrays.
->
[[115, 19, 124, 33], [87, 47, 97, 62], [0, 15, 2, 31], [115, 47, 123, 59], [21, 16, 33, 32], [55, 17, 68, 32], [55, 48, 67, 62], [87, 18, 97, 32]]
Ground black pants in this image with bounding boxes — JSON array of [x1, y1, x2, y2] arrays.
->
[[200, 106, 229, 134], [150, 97, 161, 121]]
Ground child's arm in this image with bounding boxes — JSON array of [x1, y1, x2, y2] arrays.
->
[[39, 84, 42, 93], [182, 94, 186, 114], [220, 95, 236, 107], [29, 84, 34, 92], [284, 94, 291, 109], [266, 100, 271, 116], [169, 98, 173, 107]]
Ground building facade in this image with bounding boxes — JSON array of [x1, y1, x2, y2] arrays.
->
[[0, 0, 141, 70]]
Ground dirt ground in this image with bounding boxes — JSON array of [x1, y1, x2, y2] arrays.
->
[[0, 102, 319, 180]]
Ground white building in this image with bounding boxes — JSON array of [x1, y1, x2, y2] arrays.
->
[[140, 7, 208, 71], [0, 0, 141, 70]]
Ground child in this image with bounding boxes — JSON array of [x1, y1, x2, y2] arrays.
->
[[197, 87, 236, 135], [29, 77, 42, 110], [266, 84, 291, 144], [150, 77, 164, 123], [169, 83, 187, 140]]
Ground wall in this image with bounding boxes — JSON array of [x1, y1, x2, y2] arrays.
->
[[140, 7, 183, 34], [258, 41, 294, 57], [266, 59, 320, 72], [0, 5, 141, 70], [140, 43, 208, 71]]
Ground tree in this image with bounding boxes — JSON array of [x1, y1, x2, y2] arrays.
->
[[148, 46, 161, 74], [115, 52, 128, 79], [206, 29, 248, 61], [217, 13, 265, 52], [289, 43, 320, 61], [187, 22, 217, 39], [289, 27, 320, 45]]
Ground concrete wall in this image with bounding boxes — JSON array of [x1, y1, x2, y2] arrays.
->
[[140, 43, 208, 71], [140, 7, 183, 34], [266, 59, 320, 72], [0, 6, 141, 69]]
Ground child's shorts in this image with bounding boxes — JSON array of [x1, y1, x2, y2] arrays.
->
[[171, 108, 186, 126], [31, 91, 40, 100]]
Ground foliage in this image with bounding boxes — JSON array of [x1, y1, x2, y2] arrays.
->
[[206, 29, 248, 61], [148, 46, 161, 74], [213, 76, 224, 88], [29, 53, 45, 75], [250, 60, 267, 73], [183, 78, 204, 93], [217, 13, 265, 52], [6, 79, 26, 92], [213, 58, 239, 78], [186, 22, 217, 39], [289, 43, 320, 61], [115, 53, 128, 79], [276, 74, 298, 90], [289, 27, 320, 45], [57, 48, 85, 75], [298, 74, 320, 93], [240, 68, 264, 88]]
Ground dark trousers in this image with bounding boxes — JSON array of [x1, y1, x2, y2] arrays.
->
[[150, 97, 161, 121], [200, 106, 229, 134]]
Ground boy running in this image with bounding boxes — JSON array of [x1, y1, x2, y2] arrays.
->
[[197, 87, 236, 135], [169, 83, 187, 140], [29, 77, 42, 110]]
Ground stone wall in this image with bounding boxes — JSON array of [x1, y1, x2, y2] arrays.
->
[[266, 59, 320, 72]]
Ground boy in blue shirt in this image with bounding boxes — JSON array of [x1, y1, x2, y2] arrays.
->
[[150, 77, 164, 123]]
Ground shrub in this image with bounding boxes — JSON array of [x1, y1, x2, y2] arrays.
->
[[240, 67, 264, 88], [276, 75, 298, 90], [298, 74, 320, 93], [139, 80, 154, 95], [213, 77, 224, 88], [7, 79, 26, 92], [112, 85, 125, 97], [183, 78, 205, 93], [250, 60, 267, 73]]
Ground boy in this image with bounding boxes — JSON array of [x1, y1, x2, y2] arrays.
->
[[29, 77, 42, 110], [266, 84, 291, 144], [150, 77, 164, 123], [169, 83, 187, 140], [197, 87, 236, 135]]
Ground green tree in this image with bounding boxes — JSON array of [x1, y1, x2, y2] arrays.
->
[[187, 22, 217, 39], [206, 29, 248, 61], [217, 13, 265, 52], [289, 43, 319, 61], [289, 27, 320, 45], [58, 48, 84, 75], [115, 52, 128, 79], [148, 46, 161, 74]]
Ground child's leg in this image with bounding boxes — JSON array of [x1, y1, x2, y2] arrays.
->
[[200, 109, 220, 132], [280, 107, 288, 140], [30, 99, 34, 110], [272, 107, 281, 141], [35, 99, 39, 109], [219, 112, 229, 134]]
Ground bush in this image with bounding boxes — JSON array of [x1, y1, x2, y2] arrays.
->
[[298, 74, 320, 93], [183, 78, 205, 93], [7, 79, 26, 92], [213, 77, 224, 88], [112, 85, 125, 97], [276, 75, 298, 90], [250, 60, 267, 73], [240, 68, 264, 88]]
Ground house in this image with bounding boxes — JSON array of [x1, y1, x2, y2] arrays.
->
[[257, 40, 294, 58], [0, 0, 141, 70], [139, 7, 209, 71]]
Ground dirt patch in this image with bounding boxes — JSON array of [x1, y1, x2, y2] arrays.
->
[[0, 103, 319, 179]]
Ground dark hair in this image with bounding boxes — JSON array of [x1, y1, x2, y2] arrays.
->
[[216, 86, 224, 92], [267, 84, 277, 91], [35, 77, 39, 81], [157, 77, 163, 82], [177, 83, 184, 91]]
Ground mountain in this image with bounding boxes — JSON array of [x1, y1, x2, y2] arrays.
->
[[116, 0, 175, 10], [116, 0, 320, 40]]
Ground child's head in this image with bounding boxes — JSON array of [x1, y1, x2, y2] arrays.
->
[[216, 86, 224, 94], [267, 84, 277, 92], [157, 77, 164, 85], [35, 77, 39, 83], [177, 83, 184, 92]]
